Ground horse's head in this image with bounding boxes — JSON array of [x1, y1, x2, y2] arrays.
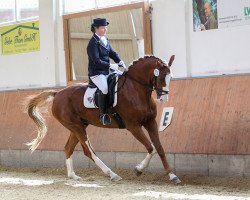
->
[[153, 55, 175, 102]]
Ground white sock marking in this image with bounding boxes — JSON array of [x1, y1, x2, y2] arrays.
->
[[136, 144, 157, 171], [66, 157, 82, 180], [168, 172, 177, 181], [85, 140, 119, 180]]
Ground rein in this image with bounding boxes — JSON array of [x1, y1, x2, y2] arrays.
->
[[123, 71, 169, 95], [115, 72, 127, 93]]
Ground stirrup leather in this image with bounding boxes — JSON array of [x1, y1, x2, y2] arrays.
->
[[100, 114, 111, 125]]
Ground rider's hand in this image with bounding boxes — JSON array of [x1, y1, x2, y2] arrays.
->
[[118, 60, 127, 71], [201, 24, 206, 31], [110, 63, 119, 71]]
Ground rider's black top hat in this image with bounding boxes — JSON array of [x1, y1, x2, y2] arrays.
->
[[92, 18, 109, 27]]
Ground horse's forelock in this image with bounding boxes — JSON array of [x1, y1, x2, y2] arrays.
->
[[162, 60, 168, 65]]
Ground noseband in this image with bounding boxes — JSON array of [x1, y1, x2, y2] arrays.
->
[[152, 75, 169, 96]]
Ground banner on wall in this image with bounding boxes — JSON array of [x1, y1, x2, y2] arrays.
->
[[0, 21, 40, 55], [193, 0, 250, 31]]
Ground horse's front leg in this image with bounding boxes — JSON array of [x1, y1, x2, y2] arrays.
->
[[144, 119, 181, 184], [126, 126, 156, 175], [134, 144, 157, 176]]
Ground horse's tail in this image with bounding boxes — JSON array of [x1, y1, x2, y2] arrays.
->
[[24, 90, 57, 152]]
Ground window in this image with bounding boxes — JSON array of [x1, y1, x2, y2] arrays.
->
[[96, 0, 140, 8], [63, 0, 96, 14], [63, 0, 142, 14], [17, 0, 39, 21], [0, 0, 39, 25], [0, 0, 15, 24], [63, 1, 150, 82]]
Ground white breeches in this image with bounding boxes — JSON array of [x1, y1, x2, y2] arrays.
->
[[90, 74, 108, 94]]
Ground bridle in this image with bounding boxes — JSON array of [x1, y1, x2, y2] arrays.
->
[[121, 60, 170, 96], [123, 72, 168, 96]]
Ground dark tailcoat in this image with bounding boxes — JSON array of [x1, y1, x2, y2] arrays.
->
[[87, 34, 121, 77]]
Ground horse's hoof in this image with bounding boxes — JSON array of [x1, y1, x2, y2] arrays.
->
[[73, 176, 83, 181], [134, 168, 143, 176], [171, 177, 181, 185], [111, 175, 122, 182], [68, 173, 83, 181], [76, 176, 83, 181]]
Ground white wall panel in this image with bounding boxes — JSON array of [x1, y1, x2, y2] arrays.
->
[[151, 0, 188, 78], [0, 52, 41, 90], [0, 0, 66, 91]]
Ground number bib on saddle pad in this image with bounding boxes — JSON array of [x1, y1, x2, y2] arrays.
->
[[83, 74, 118, 108]]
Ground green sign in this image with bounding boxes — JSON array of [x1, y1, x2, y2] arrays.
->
[[244, 6, 250, 16], [0, 21, 40, 55]]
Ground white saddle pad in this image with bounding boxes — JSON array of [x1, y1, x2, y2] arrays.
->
[[83, 78, 118, 109]]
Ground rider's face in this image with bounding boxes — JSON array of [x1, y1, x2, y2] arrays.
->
[[95, 26, 107, 36], [204, 3, 211, 17]]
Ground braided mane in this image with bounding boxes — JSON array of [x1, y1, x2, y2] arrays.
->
[[128, 55, 164, 70]]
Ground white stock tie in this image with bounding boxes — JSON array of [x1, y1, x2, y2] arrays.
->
[[100, 36, 107, 46]]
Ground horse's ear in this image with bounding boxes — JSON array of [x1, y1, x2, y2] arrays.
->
[[168, 55, 175, 67]]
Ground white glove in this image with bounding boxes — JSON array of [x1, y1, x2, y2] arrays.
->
[[118, 60, 126, 68], [110, 63, 119, 71]]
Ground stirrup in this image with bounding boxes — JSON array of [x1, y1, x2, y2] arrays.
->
[[100, 114, 111, 125]]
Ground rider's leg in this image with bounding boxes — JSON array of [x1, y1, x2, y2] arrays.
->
[[98, 91, 111, 125], [90, 74, 110, 125]]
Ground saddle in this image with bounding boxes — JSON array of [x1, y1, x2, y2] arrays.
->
[[84, 73, 118, 108], [83, 72, 125, 128]]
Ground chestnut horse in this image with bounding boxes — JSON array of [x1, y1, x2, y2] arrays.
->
[[25, 55, 181, 184]]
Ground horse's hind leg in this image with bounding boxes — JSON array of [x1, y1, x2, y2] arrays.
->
[[68, 125, 122, 182], [127, 126, 157, 175], [144, 119, 181, 184], [83, 137, 122, 182], [64, 132, 82, 181]]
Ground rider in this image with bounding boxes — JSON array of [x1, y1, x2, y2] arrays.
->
[[87, 18, 126, 125]]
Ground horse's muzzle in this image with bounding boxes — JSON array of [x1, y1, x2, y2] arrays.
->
[[156, 93, 169, 102]]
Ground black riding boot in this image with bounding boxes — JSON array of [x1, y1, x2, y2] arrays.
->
[[98, 92, 111, 125]]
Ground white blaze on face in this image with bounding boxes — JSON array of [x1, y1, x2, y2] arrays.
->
[[159, 69, 172, 102]]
